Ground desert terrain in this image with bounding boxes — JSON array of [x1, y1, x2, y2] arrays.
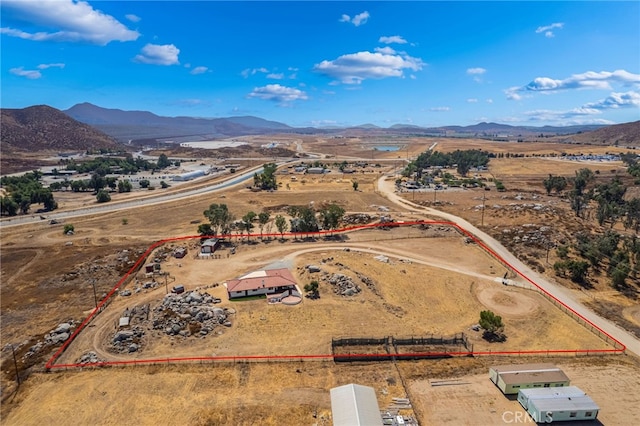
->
[[2, 136, 639, 424]]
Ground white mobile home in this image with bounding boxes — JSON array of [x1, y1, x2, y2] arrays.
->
[[518, 387, 599, 423], [489, 364, 570, 395]]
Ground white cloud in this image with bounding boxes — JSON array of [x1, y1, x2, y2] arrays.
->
[[125, 14, 141, 23], [430, 106, 450, 112], [247, 84, 308, 105], [314, 51, 424, 84], [379, 35, 407, 44], [375, 46, 396, 55], [486, 98, 494, 104], [520, 91, 639, 124], [9, 67, 41, 79], [507, 70, 640, 99], [134, 44, 180, 65], [535, 22, 564, 38], [37, 63, 65, 69], [584, 91, 640, 110], [190, 66, 208, 75], [240, 67, 269, 78], [0, 0, 139, 45], [467, 67, 486, 75], [467, 98, 478, 103], [339, 11, 369, 26], [267, 73, 284, 80]]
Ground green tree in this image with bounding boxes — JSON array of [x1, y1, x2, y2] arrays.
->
[[118, 179, 132, 193], [242, 211, 257, 240], [63, 224, 74, 235], [304, 280, 320, 298], [160, 180, 170, 189], [157, 153, 171, 169], [96, 189, 111, 203], [0, 196, 18, 216], [258, 212, 270, 239], [203, 203, 234, 236], [319, 203, 345, 235], [139, 179, 151, 189], [479, 310, 505, 342], [254, 162, 278, 190], [352, 180, 359, 191], [197, 223, 214, 236], [275, 214, 287, 240]]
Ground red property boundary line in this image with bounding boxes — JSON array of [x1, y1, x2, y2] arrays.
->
[[45, 220, 626, 370]]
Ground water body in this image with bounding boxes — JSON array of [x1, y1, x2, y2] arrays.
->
[[373, 145, 401, 152]]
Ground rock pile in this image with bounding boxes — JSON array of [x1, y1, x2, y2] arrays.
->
[[77, 351, 106, 365], [152, 291, 230, 338], [326, 273, 361, 296], [110, 327, 145, 353], [45, 322, 74, 345]]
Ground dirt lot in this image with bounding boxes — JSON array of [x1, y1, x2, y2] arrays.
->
[[1, 136, 638, 423]]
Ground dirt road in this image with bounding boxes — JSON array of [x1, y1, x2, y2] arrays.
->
[[377, 174, 640, 357]]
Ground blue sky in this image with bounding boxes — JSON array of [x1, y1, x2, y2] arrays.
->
[[2, 1, 639, 128]]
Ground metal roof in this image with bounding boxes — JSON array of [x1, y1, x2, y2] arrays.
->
[[331, 384, 383, 426], [519, 386, 585, 399], [529, 395, 599, 412], [490, 363, 569, 385]]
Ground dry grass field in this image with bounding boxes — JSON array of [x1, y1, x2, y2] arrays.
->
[[1, 136, 638, 424]]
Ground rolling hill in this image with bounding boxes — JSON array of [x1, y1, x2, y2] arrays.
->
[[1, 105, 120, 153]]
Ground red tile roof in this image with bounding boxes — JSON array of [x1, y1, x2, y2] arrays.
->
[[226, 268, 297, 292]]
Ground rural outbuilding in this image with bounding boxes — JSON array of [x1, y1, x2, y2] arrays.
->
[[517, 386, 599, 423], [199, 238, 219, 257], [489, 363, 570, 395], [330, 383, 383, 426]]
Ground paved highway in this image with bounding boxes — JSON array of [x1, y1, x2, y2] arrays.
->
[[0, 166, 264, 228]]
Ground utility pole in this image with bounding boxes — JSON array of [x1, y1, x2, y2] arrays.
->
[[11, 344, 20, 385], [481, 194, 486, 227], [91, 279, 98, 309]]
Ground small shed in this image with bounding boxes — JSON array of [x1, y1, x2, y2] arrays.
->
[[518, 387, 599, 423], [330, 384, 383, 426], [200, 238, 219, 256], [489, 363, 570, 395]]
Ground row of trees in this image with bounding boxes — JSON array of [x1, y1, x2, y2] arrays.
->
[[197, 202, 346, 240], [404, 149, 490, 178], [62, 153, 176, 176], [0, 171, 57, 216]]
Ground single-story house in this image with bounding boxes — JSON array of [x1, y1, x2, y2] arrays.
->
[[518, 386, 599, 423], [489, 363, 570, 395], [224, 268, 297, 299], [306, 167, 327, 174]]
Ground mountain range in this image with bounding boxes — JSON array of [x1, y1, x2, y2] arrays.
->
[[63, 102, 611, 143]]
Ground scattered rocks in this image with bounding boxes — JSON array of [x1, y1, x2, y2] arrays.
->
[[43, 322, 75, 345], [306, 264, 322, 273], [151, 291, 232, 339], [326, 273, 361, 297], [77, 351, 106, 365], [109, 326, 144, 353]]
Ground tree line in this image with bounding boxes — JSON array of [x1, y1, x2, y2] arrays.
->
[[0, 171, 57, 215], [404, 149, 490, 178], [197, 202, 346, 240]]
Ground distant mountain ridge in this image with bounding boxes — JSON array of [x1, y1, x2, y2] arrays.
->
[[64, 103, 613, 142], [64, 102, 292, 142], [1, 105, 119, 152]]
